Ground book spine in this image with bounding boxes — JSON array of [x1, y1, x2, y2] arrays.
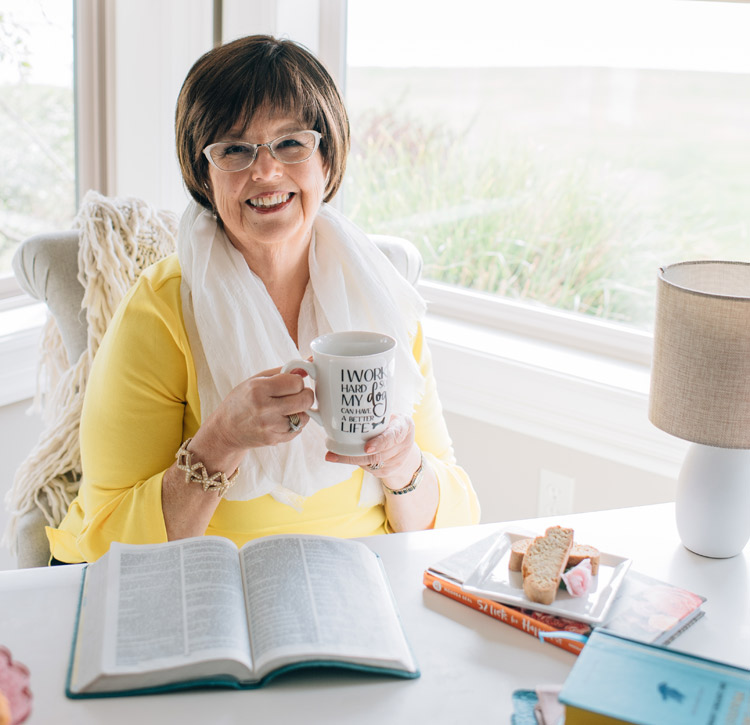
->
[[658, 610, 705, 646], [423, 570, 585, 656]]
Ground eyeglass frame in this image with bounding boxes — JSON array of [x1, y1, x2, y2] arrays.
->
[[202, 129, 323, 172]]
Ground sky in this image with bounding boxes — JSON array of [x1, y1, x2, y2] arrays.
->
[[347, 0, 750, 73], [1, 0, 749, 88]]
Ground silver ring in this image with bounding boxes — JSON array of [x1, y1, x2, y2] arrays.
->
[[368, 462, 383, 471], [288, 413, 301, 432]]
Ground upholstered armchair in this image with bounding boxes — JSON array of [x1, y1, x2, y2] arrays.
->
[[7, 194, 422, 568]]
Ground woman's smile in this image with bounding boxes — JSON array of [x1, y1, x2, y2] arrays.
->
[[246, 191, 294, 213]]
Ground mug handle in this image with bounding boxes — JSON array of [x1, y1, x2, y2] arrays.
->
[[281, 359, 323, 426]]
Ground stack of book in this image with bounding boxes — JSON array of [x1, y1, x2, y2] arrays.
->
[[425, 531, 737, 724], [423, 532, 706, 655]]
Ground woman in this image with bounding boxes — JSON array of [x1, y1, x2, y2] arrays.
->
[[47, 35, 479, 564]]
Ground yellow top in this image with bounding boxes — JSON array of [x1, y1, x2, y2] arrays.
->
[[47, 255, 480, 563]]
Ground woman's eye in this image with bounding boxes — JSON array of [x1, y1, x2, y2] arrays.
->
[[276, 138, 302, 149], [223, 144, 252, 156]]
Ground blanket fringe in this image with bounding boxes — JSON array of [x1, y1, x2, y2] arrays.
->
[[3, 191, 177, 555]]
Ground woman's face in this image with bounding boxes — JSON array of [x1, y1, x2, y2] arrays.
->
[[206, 111, 328, 262]]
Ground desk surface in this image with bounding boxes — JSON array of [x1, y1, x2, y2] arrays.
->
[[1, 503, 748, 724]]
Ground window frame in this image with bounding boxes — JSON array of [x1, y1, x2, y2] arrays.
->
[[0, 0, 689, 479], [420, 281, 654, 366], [0, 276, 25, 309], [0, 0, 655, 367], [0, 0, 660, 370]]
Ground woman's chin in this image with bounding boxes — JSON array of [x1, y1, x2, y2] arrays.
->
[[229, 216, 313, 252]]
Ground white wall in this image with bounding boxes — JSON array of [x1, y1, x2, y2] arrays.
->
[[444, 411, 676, 524]]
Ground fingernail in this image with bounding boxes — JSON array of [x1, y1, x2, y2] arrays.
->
[[326, 452, 339, 463]]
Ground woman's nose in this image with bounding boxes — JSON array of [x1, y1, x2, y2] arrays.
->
[[251, 146, 283, 180]]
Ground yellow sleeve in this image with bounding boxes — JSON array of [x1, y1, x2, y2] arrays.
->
[[410, 325, 481, 528], [49, 256, 198, 562]]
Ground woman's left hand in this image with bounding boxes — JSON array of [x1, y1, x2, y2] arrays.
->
[[324, 413, 422, 490]]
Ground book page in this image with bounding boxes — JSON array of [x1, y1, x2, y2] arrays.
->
[[100, 536, 253, 675], [240, 535, 416, 676]]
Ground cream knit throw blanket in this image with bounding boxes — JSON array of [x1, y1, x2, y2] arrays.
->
[[3, 191, 177, 554]]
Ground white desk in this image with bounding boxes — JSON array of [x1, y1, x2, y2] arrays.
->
[[1, 503, 748, 724]]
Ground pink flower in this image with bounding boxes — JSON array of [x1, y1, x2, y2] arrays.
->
[[561, 558, 592, 597]]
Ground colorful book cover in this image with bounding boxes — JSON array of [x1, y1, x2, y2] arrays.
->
[[423, 568, 590, 655], [559, 629, 750, 725], [603, 569, 705, 645]]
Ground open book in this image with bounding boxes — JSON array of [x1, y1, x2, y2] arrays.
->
[[67, 534, 419, 697]]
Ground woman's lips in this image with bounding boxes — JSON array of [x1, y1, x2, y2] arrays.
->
[[246, 192, 294, 213]]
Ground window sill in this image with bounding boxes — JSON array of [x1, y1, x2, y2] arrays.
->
[[423, 312, 686, 479]]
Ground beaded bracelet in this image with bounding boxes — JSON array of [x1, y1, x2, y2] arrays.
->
[[383, 453, 425, 496], [176, 438, 239, 497]]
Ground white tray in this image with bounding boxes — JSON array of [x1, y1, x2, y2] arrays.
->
[[462, 528, 631, 625]]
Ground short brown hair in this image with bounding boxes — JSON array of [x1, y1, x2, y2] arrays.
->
[[175, 35, 350, 210]]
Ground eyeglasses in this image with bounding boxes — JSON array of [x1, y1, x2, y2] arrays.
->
[[203, 130, 322, 172]]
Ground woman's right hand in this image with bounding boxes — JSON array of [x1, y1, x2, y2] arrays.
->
[[162, 366, 313, 541], [206, 365, 314, 454]]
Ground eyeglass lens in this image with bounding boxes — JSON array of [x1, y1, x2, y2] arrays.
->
[[208, 131, 319, 171]]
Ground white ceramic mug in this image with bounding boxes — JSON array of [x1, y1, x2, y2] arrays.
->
[[282, 331, 396, 455]]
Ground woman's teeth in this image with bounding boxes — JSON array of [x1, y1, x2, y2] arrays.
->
[[248, 193, 291, 208]]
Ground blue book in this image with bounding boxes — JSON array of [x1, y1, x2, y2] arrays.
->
[[65, 535, 419, 697], [559, 629, 750, 724]]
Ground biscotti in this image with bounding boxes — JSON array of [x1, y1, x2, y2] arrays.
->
[[521, 526, 574, 605], [510, 537, 600, 575], [567, 543, 600, 576]]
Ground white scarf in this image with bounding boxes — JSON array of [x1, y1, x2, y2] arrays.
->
[[178, 201, 426, 507]]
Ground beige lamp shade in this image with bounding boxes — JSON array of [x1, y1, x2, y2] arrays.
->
[[649, 261, 750, 449]]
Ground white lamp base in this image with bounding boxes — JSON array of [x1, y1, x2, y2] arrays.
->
[[676, 443, 750, 558]]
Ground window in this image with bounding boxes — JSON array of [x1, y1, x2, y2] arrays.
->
[[343, 0, 750, 335], [0, 0, 75, 283]]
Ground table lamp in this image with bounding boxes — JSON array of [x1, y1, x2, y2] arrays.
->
[[649, 261, 750, 558]]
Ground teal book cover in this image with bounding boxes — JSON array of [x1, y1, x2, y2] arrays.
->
[[559, 629, 750, 725]]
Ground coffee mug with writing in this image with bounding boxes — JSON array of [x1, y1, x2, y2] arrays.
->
[[281, 331, 396, 455]]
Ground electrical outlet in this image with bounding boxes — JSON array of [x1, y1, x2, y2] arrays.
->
[[537, 470, 575, 517]]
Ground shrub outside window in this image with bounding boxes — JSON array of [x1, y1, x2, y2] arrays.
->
[[0, 0, 75, 281], [343, 0, 750, 333]]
